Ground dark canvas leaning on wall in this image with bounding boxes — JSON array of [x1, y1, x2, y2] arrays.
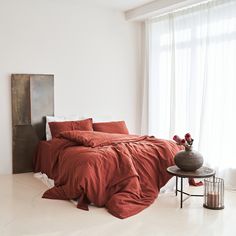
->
[[11, 74, 54, 173]]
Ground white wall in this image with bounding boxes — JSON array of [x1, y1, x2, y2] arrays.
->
[[0, 0, 142, 174]]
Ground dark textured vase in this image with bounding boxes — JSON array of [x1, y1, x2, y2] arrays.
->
[[174, 146, 203, 171]]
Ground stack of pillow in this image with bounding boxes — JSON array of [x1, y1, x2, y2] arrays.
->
[[46, 116, 129, 141]]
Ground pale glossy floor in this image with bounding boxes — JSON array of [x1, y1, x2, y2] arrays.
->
[[0, 173, 236, 236]]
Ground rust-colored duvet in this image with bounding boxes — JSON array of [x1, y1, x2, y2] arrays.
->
[[35, 131, 181, 218]]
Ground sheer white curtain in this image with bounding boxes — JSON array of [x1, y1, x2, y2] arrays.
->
[[144, 0, 236, 189]]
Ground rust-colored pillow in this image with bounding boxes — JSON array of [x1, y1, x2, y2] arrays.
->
[[93, 121, 129, 134], [49, 118, 93, 138]]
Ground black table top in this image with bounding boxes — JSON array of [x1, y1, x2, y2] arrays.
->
[[167, 165, 215, 178]]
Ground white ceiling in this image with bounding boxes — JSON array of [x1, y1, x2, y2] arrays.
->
[[90, 0, 155, 11]]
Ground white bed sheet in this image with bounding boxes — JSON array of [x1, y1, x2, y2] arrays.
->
[[34, 172, 188, 197]]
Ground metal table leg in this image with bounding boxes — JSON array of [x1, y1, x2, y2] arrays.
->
[[176, 176, 178, 196], [180, 177, 183, 208]]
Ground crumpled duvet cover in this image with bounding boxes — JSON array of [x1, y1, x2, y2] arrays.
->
[[40, 131, 181, 218]]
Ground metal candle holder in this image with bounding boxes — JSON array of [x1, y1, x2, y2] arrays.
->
[[203, 177, 224, 210]]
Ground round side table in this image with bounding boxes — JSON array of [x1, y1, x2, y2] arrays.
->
[[167, 165, 215, 208]]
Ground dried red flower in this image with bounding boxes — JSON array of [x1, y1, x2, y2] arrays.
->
[[181, 139, 186, 144], [173, 135, 181, 142], [173, 135, 182, 145], [185, 133, 191, 141]]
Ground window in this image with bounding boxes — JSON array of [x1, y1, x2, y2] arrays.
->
[[147, 0, 236, 189]]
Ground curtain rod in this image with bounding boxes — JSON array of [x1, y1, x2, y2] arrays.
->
[[125, 0, 223, 21]]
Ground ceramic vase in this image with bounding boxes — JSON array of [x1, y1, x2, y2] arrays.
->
[[174, 146, 203, 171]]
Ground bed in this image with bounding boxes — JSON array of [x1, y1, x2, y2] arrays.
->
[[11, 74, 182, 218], [34, 119, 182, 219], [11, 74, 183, 218]]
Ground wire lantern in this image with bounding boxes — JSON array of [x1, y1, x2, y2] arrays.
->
[[203, 177, 224, 210]]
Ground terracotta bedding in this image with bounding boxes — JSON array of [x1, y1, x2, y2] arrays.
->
[[34, 131, 181, 219]]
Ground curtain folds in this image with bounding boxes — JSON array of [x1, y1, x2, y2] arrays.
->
[[143, 0, 236, 189]]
